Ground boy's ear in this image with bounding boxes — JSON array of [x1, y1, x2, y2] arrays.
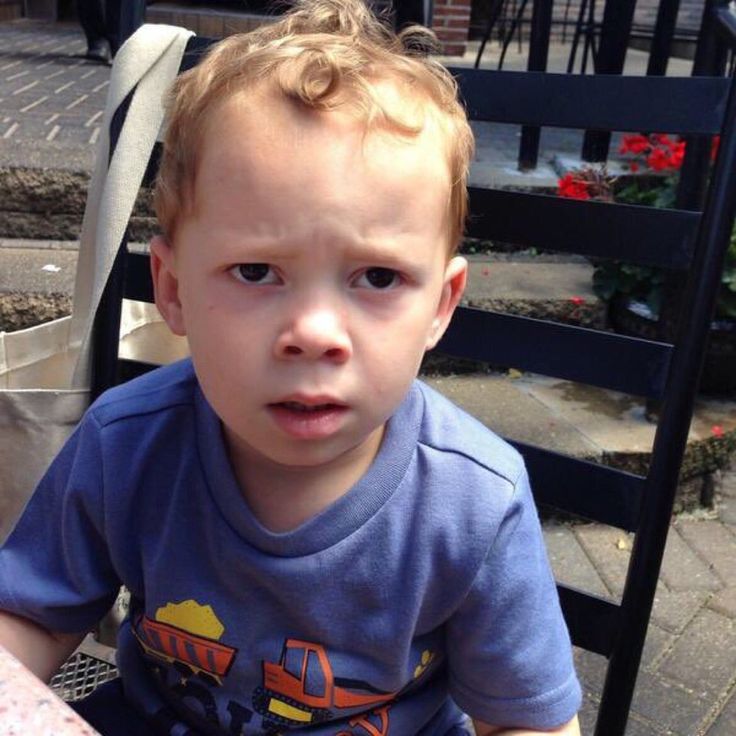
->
[[150, 235, 187, 337], [426, 256, 468, 350]]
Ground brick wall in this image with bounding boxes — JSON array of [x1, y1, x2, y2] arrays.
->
[[432, 0, 472, 56], [145, 5, 276, 37]]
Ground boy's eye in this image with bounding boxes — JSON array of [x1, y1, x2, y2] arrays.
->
[[355, 267, 401, 289], [230, 264, 278, 284]]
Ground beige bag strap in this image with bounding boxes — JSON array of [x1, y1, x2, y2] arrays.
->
[[70, 24, 194, 389]]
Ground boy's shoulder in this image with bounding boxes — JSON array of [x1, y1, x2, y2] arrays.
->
[[414, 379, 525, 488], [87, 358, 198, 428]]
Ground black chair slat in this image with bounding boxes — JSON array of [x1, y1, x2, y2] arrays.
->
[[142, 142, 163, 189], [123, 251, 154, 303], [117, 358, 159, 384], [513, 441, 645, 531], [467, 189, 699, 270], [181, 36, 217, 71], [557, 585, 620, 657], [437, 308, 672, 399], [450, 68, 728, 134]]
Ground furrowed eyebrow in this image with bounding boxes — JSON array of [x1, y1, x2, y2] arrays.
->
[[222, 236, 420, 269]]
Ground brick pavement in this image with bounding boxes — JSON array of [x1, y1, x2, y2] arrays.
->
[[1, 16, 736, 736], [0, 20, 109, 170], [544, 461, 736, 735]]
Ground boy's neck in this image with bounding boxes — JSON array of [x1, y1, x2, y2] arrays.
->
[[225, 425, 385, 533]]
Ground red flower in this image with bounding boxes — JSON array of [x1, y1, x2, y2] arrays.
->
[[651, 133, 675, 148], [711, 425, 725, 438], [669, 140, 686, 170], [570, 296, 585, 306], [629, 162, 640, 173], [620, 134, 650, 155], [558, 173, 590, 200], [647, 146, 675, 172]]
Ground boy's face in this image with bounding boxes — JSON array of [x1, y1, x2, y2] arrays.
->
[[151, 90, 467, 484]]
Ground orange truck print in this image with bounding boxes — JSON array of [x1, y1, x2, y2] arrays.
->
[[133, 614, 237, 682], [253, 639, 397, 727]]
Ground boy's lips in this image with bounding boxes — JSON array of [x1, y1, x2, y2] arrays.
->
[[267, 396, 349, 439]]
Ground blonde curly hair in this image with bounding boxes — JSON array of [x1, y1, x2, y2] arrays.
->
[[154, 0, 474, 251]]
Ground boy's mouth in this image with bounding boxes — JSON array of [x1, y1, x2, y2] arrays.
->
[[277, 401, 341, 413], [267, 399, 349, 439]]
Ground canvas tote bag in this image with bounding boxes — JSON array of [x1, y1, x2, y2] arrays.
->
[[0, 25, 193, 542]]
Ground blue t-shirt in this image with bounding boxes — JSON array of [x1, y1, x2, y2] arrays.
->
[[0, 359, 581, 734]]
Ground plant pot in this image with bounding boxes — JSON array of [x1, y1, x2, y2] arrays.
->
[[608, 297, 736, 396]]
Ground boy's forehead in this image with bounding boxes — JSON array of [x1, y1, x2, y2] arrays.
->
[[199, 82, 451, 173], [187, 86, 453, 254]]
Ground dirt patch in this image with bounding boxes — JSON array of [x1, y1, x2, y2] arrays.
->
[[0, 167, 156, 241], [0, 292, 71, 331]]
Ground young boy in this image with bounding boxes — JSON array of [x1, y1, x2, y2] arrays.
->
[[0, 0, 582, 733]]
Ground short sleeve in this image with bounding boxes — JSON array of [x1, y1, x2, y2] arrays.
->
[[447, 467, 582, 729], [0, 412, 120, 634]]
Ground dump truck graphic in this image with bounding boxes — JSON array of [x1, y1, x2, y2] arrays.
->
[[253, 639, 398, 726], [133, 613, 237, 682]]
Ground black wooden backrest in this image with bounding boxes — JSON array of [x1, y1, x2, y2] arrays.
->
[[91, 7, 736, 735]]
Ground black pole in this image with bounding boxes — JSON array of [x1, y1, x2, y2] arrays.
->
[[475, 0, 508, 69], [518, 0, 553, 170], [580, 0, 597, 74], [581, 0, 637, 162], [566, 0, 590, 73], [647, 0, 682, 76]]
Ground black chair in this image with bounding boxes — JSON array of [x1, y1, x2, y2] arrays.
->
[[84, 4, 736, 735], [435, 6, 736, 736]]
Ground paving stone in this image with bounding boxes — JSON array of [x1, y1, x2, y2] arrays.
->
[[659, 525, 722, 592], [573, 525, 630, 598], [630, 670, 712, 735], [544, 524, 610, 597], [674, 520, 736, 587], [573, 647, 607, 693], [622, 716, 664, 736], [716, 493, 736, 526], [465, 260, 595, 302], [650, 588, 709, 634], [658, 609, 736, 697], [707, 687, 736, 735], [0, 246, 77, 294], [720, 470, 736, 498], [523, 379, 658, 455], [640, 624, 674, 671], [424, 374, 600, 459], [708, 586, 736, 618], [577, 692, 603, 736]]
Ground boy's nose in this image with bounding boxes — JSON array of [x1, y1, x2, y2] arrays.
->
[[275, 307, 352, 363]]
